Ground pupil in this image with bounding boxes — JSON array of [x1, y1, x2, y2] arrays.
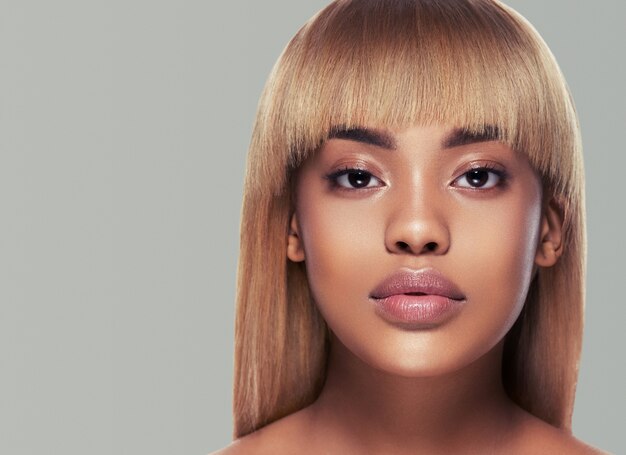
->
[[468, 170, 488, 187], [348, 171, 370, 188]]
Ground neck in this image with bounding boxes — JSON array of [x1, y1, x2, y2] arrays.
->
[[307, 336, 520, 453]]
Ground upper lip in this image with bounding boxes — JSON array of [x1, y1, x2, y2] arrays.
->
[[370, 268, 466, 300]]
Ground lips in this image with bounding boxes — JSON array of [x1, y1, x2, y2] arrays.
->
[[370, 268, 466, 326], [370, 268, 466, 301]]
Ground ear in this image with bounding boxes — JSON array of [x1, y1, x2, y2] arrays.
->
[[534, 197, 565, 268], [287, 212, 305, 262]]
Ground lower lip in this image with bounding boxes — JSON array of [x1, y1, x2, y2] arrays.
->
[[372, 294, 465, 327]]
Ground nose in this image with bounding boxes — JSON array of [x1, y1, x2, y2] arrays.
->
[[384, 187, 451, 256]]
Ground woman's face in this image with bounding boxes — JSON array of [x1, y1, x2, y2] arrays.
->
[[288, 123, 558, 377]]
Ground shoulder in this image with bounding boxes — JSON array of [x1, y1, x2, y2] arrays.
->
[[512, 410, 608, 455], [209, 408, 315, 455]]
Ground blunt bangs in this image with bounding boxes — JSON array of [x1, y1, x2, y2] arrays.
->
[[250, 0, 581, 207]]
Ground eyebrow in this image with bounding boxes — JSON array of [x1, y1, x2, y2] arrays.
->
[[327, 127, 396, 150], [443, 126, 501, 148], [326, 125, 501, 150]]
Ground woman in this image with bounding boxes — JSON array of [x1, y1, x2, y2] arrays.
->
[[217, 0, 605, 452]]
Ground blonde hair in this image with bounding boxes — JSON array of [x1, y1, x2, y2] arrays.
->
[[234, 0, 585, 438]]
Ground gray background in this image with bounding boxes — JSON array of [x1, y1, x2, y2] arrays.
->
[[1, 1, 623, 454]]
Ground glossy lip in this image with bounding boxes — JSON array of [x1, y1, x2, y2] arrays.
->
[[370, 268, 467, 328]]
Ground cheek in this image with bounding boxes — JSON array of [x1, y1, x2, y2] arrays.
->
[[459, 199, 540, 269], [452, 195, 542, 335], [297, 196, 383, 303]]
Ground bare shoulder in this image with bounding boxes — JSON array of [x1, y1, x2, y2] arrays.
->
[[209, 408, 314, 455], [513, 410, 608, 455]]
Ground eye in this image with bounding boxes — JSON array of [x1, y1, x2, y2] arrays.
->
[[454, 168, 504, 189], [328, 169, 383, 189]]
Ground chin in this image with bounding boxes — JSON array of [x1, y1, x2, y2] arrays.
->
[[349, 333, 504, 380], [374, 354, 471, 379]]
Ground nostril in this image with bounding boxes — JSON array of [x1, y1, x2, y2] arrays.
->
[[396, 241, 410, 251], [425, 241, 438, 252]]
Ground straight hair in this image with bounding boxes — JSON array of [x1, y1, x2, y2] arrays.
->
[[234, 0, 585, 438]]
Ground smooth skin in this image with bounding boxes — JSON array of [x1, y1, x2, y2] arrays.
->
[[216, 124, 605, 454]]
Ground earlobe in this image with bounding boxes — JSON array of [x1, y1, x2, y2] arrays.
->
[[287, 212, 305, 262], [534, 197, 564, 268]]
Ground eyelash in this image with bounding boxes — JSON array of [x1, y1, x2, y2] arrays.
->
[[325, 164, 509, 191], [325, 167, 384, 191], [453, 163, 509, 190]]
